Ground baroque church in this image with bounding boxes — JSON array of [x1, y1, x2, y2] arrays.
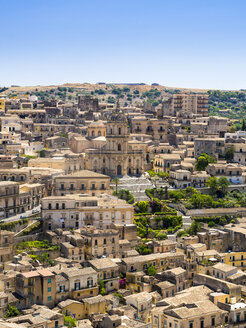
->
[[86, 110, 147, 177]]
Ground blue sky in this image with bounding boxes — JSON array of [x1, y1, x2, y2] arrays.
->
[[1, 0, 246, 89]]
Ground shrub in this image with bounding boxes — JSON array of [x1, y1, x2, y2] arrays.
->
[[136, 244, 152, 255], [114, 189, 134, 204], [135, 201, 149, 213], [177, 230, 188, 237], [147, 264, 156, 276], [4, 305, 20, 318], [147, 170, 157, 177], [114, 292, 125, 304], [64, 316, 77, 327], [155, 232, 167, 240]]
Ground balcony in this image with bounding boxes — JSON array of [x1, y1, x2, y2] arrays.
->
[[72, 284, 97, 292]]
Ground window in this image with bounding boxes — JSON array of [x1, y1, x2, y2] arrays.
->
[[61, 184, 64, 190], [92, 184, 95, 190], [62, 203, 65, 209], [101, 183, 105, 190], [56, 203, 59, 210], [59, 285, 65, 292], [112, 238, 115, 243], [118, 128, 121, 135], [48, 203, 52, 210], [95, 240, 97, 246], [200, 320, 204, 328], [81, 184, 84, 190], [47, 287, 51, 292], [118, 144, 121, 151], [211, 317, 215, 326], [74, 282, 80, 290], [189, 323, 193, 328], [104, 238, 106, 244], [70, 184, 74, 190], [48, 279, 51, 284], [47, 296, 52, 302]]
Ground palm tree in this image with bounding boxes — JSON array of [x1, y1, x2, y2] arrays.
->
[[112, 177, 120, 194]]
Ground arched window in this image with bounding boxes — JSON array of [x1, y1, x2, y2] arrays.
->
[[87, 277, 93, 288]]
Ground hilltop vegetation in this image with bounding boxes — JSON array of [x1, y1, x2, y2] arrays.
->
[[208, 89, 246, 125], [4, 83, 246, 122]]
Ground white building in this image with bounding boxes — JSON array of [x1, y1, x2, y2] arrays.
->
[[42, 193, 134, 231]]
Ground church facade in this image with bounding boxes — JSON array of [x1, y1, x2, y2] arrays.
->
[[86, 111, 147, 177]]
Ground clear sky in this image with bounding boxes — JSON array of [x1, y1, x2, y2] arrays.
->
[[1, 0, 246, 90]]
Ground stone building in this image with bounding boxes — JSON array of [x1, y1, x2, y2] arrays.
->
[[44, 136, 68, 149], [41, 193, 134, 231], [16, 269, 56, 309], [89, 258, 119, 293], [28, 153, 84, 174], [53, 170, 111, 196], [154, 154, 181, 173], [162, 93, 209, 117], [86, 110, 146, 177], [0, 230, 15, 263], [60, 266, 98, 300], [78, 95, 99, 111], [0, 181, 19, 218], [79, 226, 120, 259], [194, 138, 225, 159], [131, 117, 176, 144], [163, 299, 227, 328]]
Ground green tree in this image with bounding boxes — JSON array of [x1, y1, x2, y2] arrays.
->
[[64, 315, 77, 327], [187, 221, 201, 235], [208, 221, 215, 228], [98, 279, 106, 295], [155, 232, 167, 240], [147, 264, 156, 276], [136, 244, 152, 255], [177, 230, 188, 237], [225, 147, 234, 161], [206, 177, 219, 195], [242, 119, 246, 131], [4, 305, 20, 318], [147, 170, 157, 177], [196, 153, 216, 171], [218, 176, 230, 196], [157, 172, 169, 180], [112, 177, 120, 193], [135, 201, 149, 213]]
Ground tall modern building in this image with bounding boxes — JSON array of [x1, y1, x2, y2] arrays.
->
[[163, 94, 209, 117]]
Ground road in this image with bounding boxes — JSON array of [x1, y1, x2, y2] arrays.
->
[[1, 205, 41, 223]]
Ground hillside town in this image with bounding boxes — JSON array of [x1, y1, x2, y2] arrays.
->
[[1, 87, 246, 328]]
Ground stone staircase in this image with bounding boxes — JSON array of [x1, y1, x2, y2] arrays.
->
[[112, 175, 154, 202]]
